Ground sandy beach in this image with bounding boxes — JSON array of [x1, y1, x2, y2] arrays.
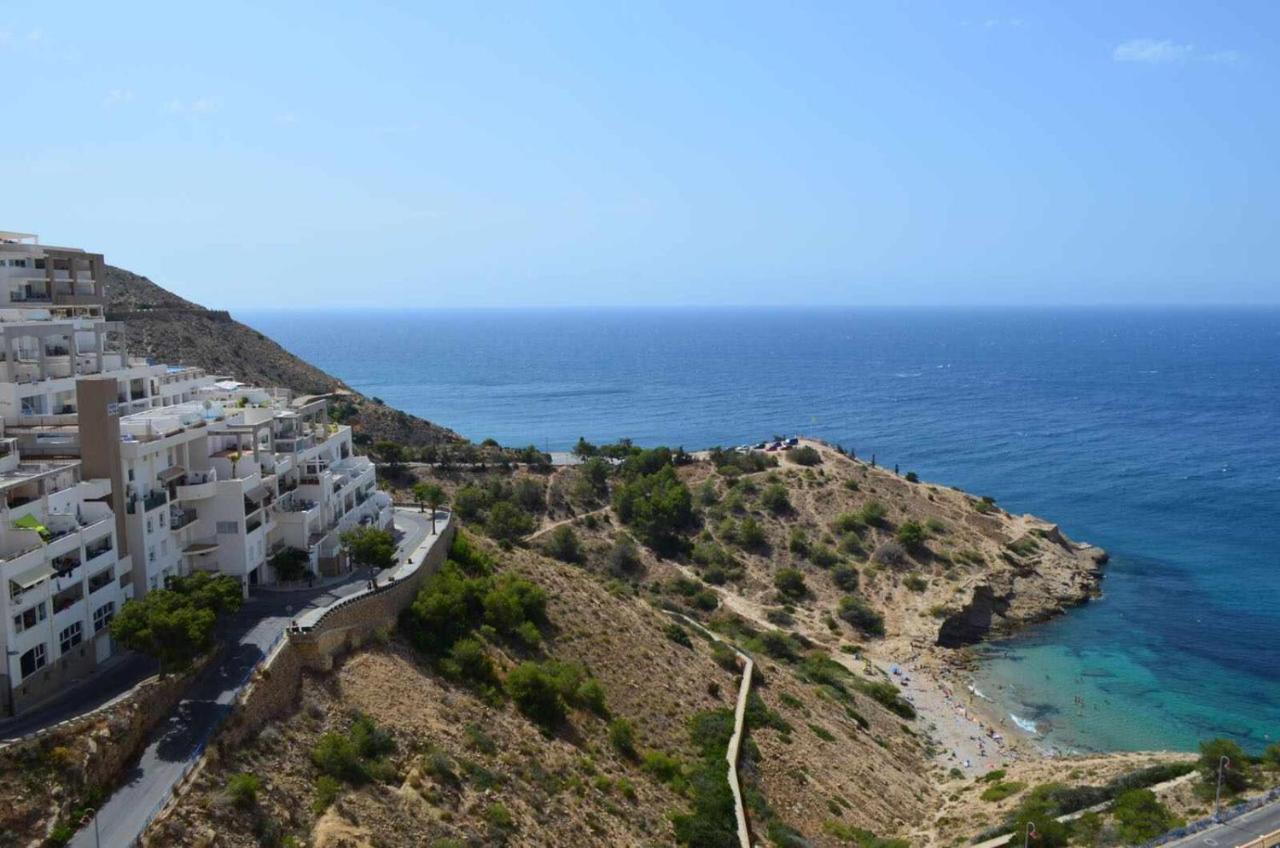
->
[[871, 653, 1042, 777]]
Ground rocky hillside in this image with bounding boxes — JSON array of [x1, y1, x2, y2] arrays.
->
[[150, 533, 932, 848], [103, 265, 461, 448]]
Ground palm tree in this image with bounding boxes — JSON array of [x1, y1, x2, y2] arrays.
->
[[413, 482, 447, 533]]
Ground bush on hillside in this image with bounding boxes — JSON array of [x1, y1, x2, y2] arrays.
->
[[544, 524, 583, 563], [832, 564, 859, 591], [896, 520, 927, 549], [612, 464, 695, 552], [759, 483, 791, 514], [838, 595, 885, 637], [773, 568, 807, 599], [787, 445, 821, 466], [1198, 738, 1250, 794], [486, 500, 535, 543], [1112, 789, 1181, 843]]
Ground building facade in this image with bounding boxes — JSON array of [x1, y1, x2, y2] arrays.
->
[[0, 230, 392, 716]]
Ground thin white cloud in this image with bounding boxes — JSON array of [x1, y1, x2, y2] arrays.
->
[[166, 97, 220, 116], [274, 111, 298, 126], [962, 17, 1024, 29], [1113, 38, 1194, 64], [26, 27, 42, 43], [1204, 49, 1242, 65], [1113, 38, 1241, 66], [103, 88, 134, 108]]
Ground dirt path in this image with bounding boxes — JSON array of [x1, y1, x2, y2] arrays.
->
[[524, 508, 610, 543]]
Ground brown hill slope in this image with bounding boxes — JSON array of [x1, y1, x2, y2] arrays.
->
[[151, 533, 933, 848], [103, 265, 461, 447]]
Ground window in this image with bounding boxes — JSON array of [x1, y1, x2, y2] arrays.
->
[[148, 547, 155, 563], [19, 644, 46, 679], [59, 622, 82, 653], [12, 602, 47, 634], [216, 521, 238, 535], [94, 602, 115, 632]]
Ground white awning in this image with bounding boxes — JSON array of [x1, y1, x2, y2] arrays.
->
[[10, 561, 55, 592]]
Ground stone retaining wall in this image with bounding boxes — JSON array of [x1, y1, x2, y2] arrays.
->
[[290, 518, 455, 672]]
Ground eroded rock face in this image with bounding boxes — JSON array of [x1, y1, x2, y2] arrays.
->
[[935, 585, 1012, 647]]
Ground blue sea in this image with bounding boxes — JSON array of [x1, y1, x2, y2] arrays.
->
[[240, 307, 1280, 754]]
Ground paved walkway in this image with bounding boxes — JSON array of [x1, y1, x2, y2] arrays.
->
[[69, 509, 435, 848], [1159, 799, 1280, 848]]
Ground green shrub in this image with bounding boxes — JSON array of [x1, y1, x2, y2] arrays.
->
[[903, 574, 928, 593], [853, 678, 915, 719], [506, 660, 607, 730], [1112, 789, 1181, 843], [737, 517, 766, 549], [788, 446, 822, 466], [1198, 738, 1250, 794], [612, 464, 695, 552], [895, 520, 927, 549], [838, 595, 885, 637], [506, 662, 567, 731], [822, 821, 909, 847], [857, 500, 888, 526], [692, 588, 719, 611], [904, 471, 919, 483], [608, 718, 638, 759], [980, 780, 1026, 802], [810, 544, 839, 568], [452, 484, 489, 521], [350, 712, 395, 759], [607, 536, 644, 579], [788, 528, 809, 556], [227, 772, 261, 809], [312, 731, 367, 784], [808, 723, 836, 742], [832, 564, 859, 591], [642, 750, 684, 785], [486, 500, 535, 543], [312, 775, 341, 813], [925, 517, 948, 535], [760, 483, 791, 514], [486, 802, 515, 834], [545, 524, 583, 563], [832, 512, 864, 534], [442, 637, 497, 686], [512, 476, 546, 513], [773, 567, 807, 599], [665, 622, 694, 648]]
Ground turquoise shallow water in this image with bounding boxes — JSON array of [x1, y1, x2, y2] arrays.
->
[[239, 307, 1280, 753]]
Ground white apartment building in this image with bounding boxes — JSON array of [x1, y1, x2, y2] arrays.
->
[[0, 230, 393, 715], [0, 436, 131, 715], [104, 389, 391, 594]]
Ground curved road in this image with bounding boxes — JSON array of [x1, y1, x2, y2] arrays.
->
[[1160, 802, 1280, 848], [70, 509, 436, 848]]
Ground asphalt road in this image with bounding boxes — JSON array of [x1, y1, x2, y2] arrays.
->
[[1161, 800, 1280, 848], [70, 509, 435, 848]]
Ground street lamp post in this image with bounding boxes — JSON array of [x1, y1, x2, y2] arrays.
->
[[1215, 755, 1231, 821], [80, 807, 100, 848], [1023, 821, 1037, 848]]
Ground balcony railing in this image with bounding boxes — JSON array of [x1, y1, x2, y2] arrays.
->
[[170, 506, 197, 530], [127, 489, 167, 514], [85, 539, 113, 561], [88, 569, 114, 593]]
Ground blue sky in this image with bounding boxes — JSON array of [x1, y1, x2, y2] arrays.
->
[[3, 2, 1277, 307]]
